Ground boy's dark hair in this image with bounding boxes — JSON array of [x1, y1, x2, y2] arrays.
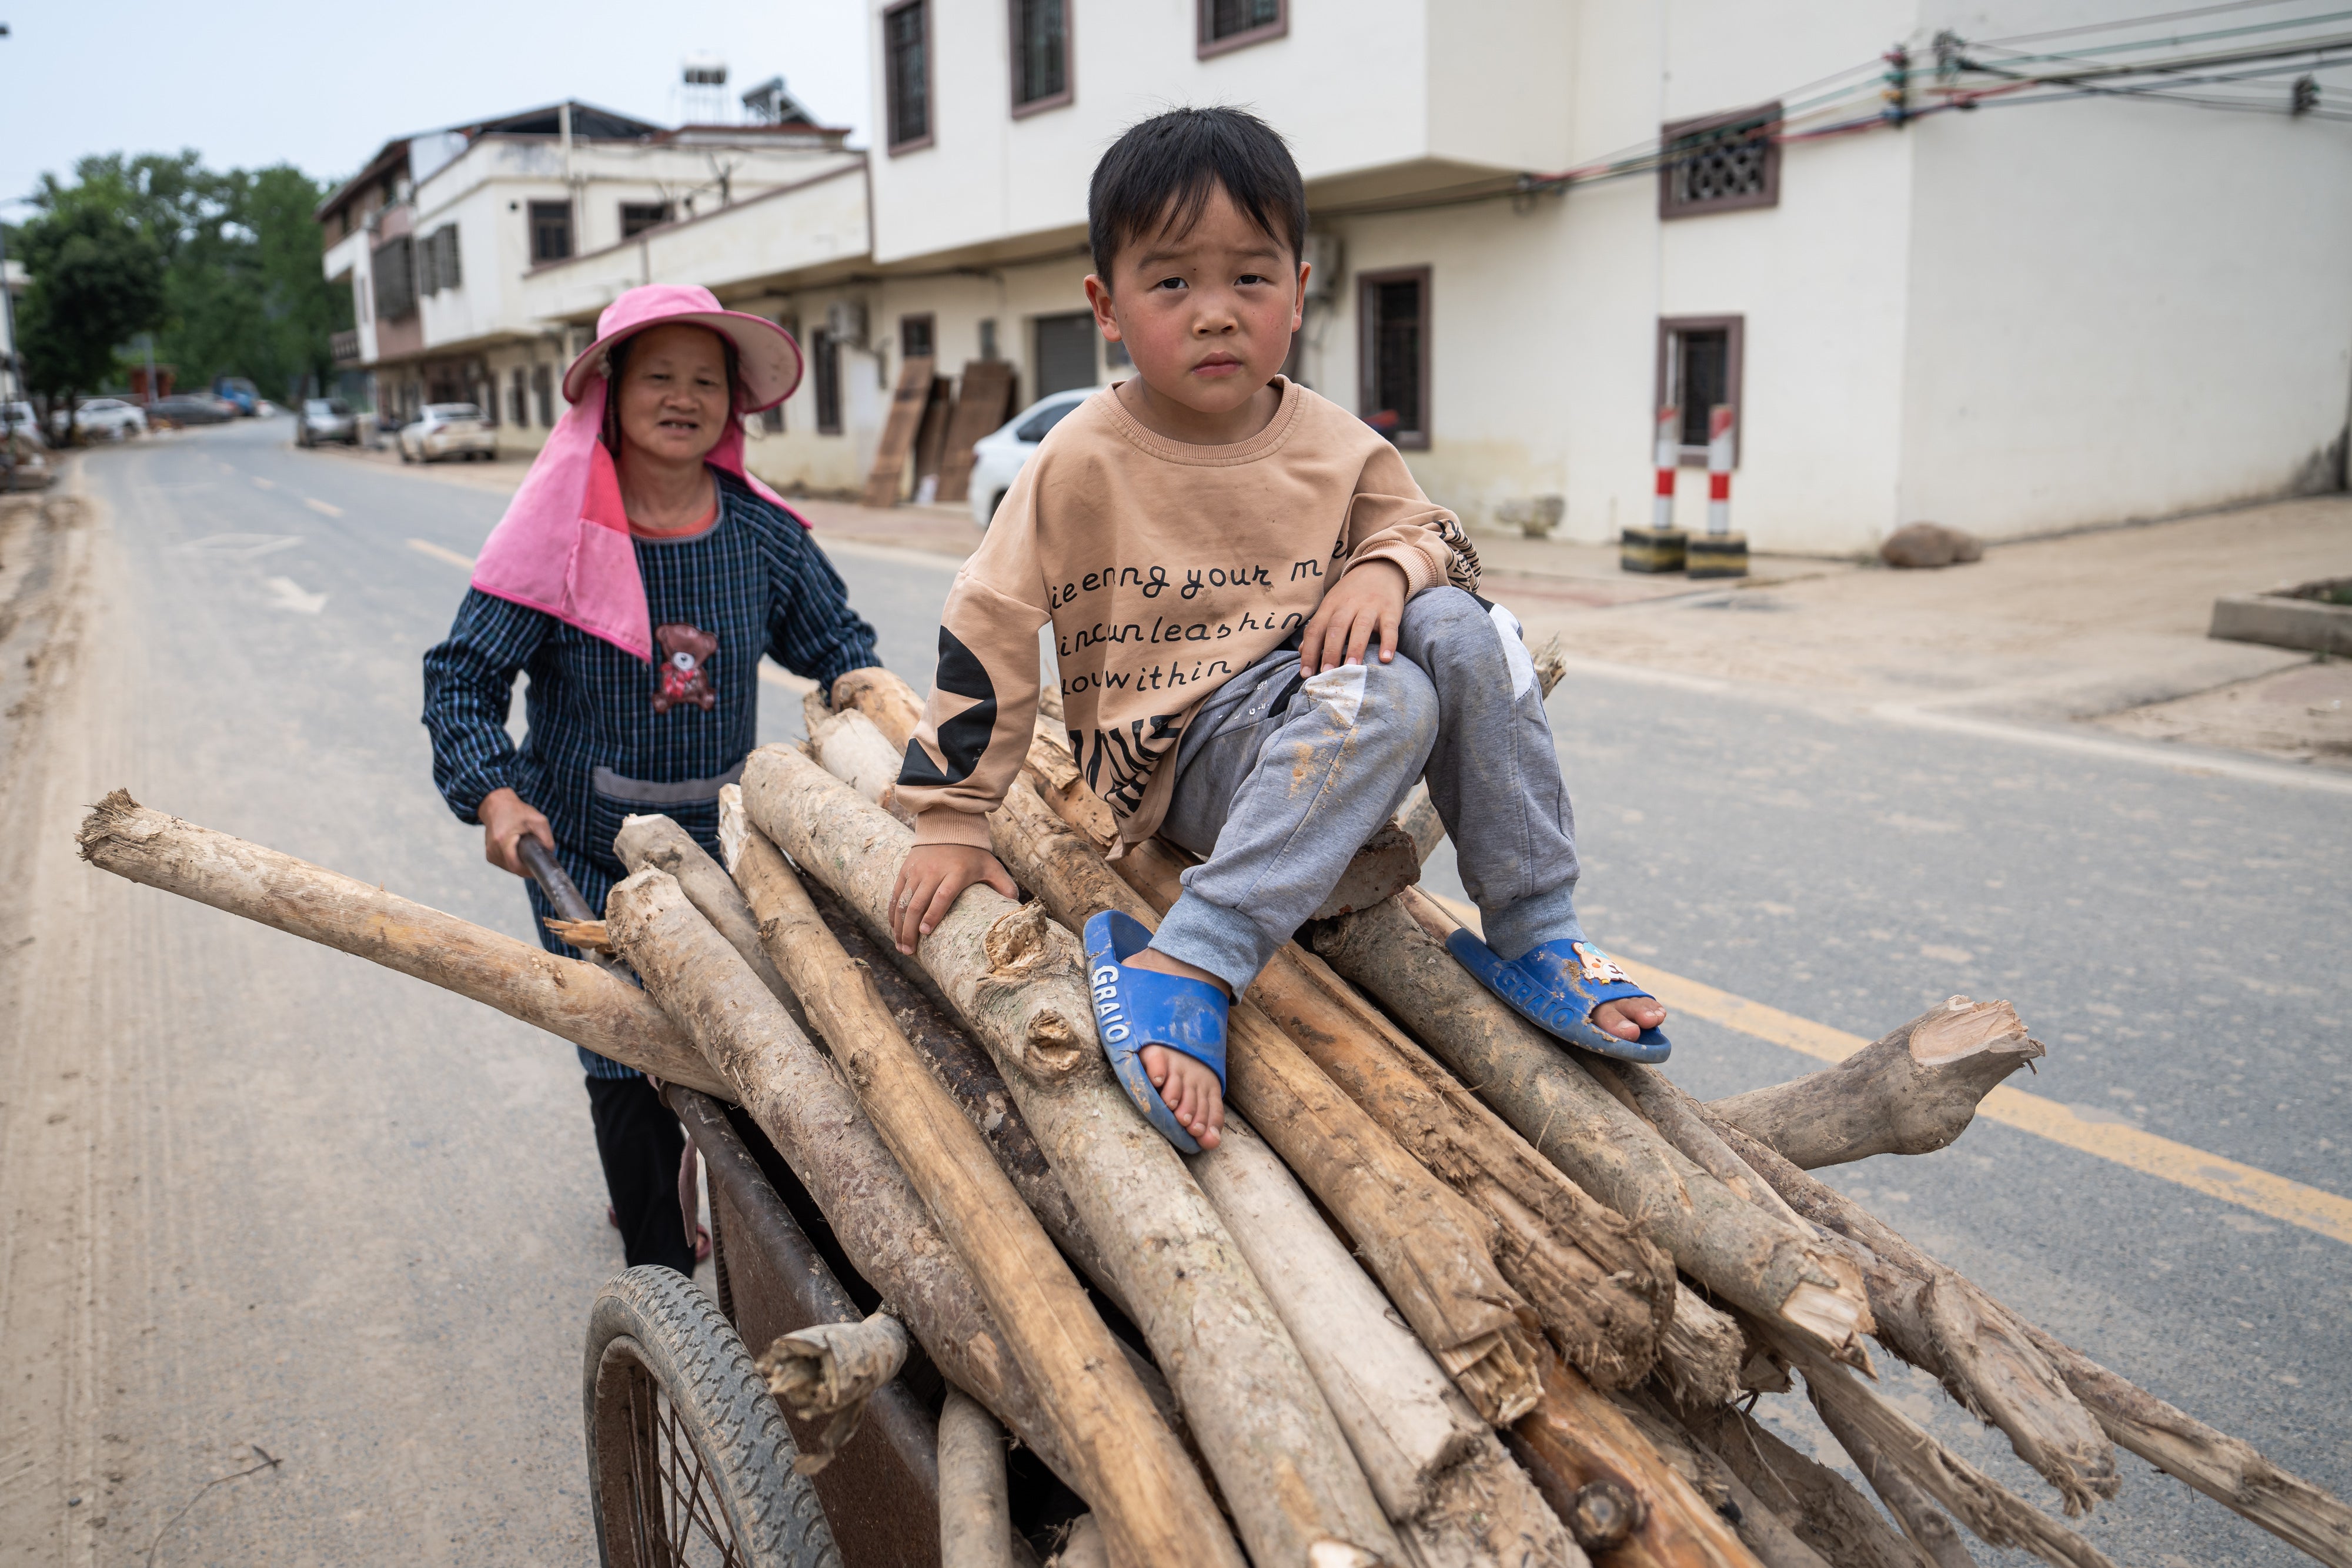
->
[[1088, 106, 1307, 280]]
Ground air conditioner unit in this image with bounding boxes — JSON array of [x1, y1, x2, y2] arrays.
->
[[826, 302, 868, 347], [1303, 233, 1341, 305]]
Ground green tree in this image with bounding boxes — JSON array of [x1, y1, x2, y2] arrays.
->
[[15, 172, 168, 432]]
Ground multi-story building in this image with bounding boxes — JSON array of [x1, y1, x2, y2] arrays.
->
[[339, 6, 2352, 553], [318, 96, 854, 444]]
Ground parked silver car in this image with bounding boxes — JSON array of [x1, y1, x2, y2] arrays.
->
[[65, 397, 149, 441], [966, 387, 1102, 528], [298, 397, 361, 447], [398, 403, 498, 463]]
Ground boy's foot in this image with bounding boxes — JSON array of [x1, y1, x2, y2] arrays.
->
[[1447, 933, 1672, 1063], [1083, 911, 1230, 1153]]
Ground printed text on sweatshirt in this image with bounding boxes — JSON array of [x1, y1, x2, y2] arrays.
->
[[896, 379, 1479, 849]]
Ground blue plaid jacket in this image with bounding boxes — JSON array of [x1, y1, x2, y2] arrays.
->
[[423, 472, 880, 1077]]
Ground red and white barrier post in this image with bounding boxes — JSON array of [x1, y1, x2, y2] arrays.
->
[[1705, 404, 1734, 535], [1653, 406, 1681, 532], [1688, 402, 1748, 578]]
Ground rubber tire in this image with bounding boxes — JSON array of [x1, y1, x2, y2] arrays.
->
[[584, 1266, 840, 1568]]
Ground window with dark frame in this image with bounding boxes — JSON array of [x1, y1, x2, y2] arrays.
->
[[532, 363, 554, 428], [1033, 312, 1098, 397], [529, 201, 574, 263], [1011, 0, 1071, 112], [620, 202, 674, 239], [436, 226, 461, 291], [1659, 103, 1782, 219], [1358, 268, 1429, 450], [509, 367, 529, 429], [1655, 316, 1745, 465], [899, 313, 936, 362], [813, 329, 843, 435], [1200, 0, 1284, 56], [885, 1, 932, 151], [372, 235, 415, 320], [762, 317, 794, 434]]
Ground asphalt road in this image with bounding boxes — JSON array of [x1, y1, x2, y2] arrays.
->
[[5, 416, 2344, 1564]]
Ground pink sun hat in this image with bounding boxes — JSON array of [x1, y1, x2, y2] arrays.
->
[[469, 284, 810, 663], [560, 283, 804, 409]]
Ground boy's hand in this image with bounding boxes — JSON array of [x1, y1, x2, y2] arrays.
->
[[890, 843, 1020, 954], [1298, 558, 1408, 676]]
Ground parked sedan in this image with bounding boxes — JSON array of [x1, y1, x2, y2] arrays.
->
[[148, 394, 240, 426], [967, 387, 1102, 529], [297, 397, 360, 447], [70, 398, 149, 441], [398, 403, 497, 463]]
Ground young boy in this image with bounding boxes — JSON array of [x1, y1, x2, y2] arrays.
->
[[889, 108, 1666, 1154]]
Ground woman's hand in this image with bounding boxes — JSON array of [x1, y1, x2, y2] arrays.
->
[[1297, 558, 1408, 676], [480, 787, 554, 878], [890, 843, 1019, 954]]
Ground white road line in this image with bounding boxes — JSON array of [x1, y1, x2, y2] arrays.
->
[[407, 538, 477, 571], [252, 476, 276, 491], [303, 497, 343, 517], [1872, 702, 2352, 797], [759, 662, 818, 696], [264, 577, 328, 615]]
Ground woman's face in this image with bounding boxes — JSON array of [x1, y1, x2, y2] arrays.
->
[[613, 323, 731, 464]]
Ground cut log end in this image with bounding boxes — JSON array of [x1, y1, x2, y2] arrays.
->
[[755, 1312, 913, 1422], [542, 916, 612, 952], [76, 788, 149, 858]]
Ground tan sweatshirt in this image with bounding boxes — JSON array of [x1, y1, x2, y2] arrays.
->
[[897, 377, 1481, 850]]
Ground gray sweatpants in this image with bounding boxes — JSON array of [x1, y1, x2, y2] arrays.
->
[[1151, 586, 1585, 995]]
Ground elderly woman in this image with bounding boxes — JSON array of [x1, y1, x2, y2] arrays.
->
[[424, 285, 879, 1274]]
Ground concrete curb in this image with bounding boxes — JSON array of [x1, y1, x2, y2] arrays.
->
[[2210, 590, 2352, 656]]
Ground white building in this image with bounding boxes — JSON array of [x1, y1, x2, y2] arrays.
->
[[318, 96, 855, 443], [1, 256, 26, 402], [348, 5, 2352, 553]]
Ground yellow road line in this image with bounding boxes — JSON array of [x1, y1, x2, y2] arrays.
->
[[1426, 892, 2352, 1245], [407, 537, 476, 570], [304, 497, 343, 517]]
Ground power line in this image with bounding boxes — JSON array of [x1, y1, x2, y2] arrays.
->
[[1976, 0, 2326, 48]]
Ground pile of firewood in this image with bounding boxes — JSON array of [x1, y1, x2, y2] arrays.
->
[[77, 657, 2352, 1568]]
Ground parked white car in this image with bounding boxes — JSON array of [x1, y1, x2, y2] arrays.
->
[[70, 399, 149, 441], [398, 403, 498, 463], [967, 387, 1103, 529]]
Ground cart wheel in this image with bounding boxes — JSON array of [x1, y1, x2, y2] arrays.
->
[[585, 1266, 841, 1568]]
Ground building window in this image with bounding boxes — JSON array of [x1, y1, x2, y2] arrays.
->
[[372, 236, 416, 320], [620, 202, 673, 239], [899, 313, 936, 362], [760, 317, 794, 434], [1011, 0, 1071, 115], [509, 367, 529, 429], [884, 1, 933, 152], [1659, 103, 1781, 219], [978, 319, 1000, 360], [813, 329, 843, 435], [1358, 268, 1429, 450], [529, 201, 574, 264], [417, 226, 461, 295], [1656, 316, 1744, 464], [1199, 0, 1284, 58], [1033, 312, 1097, 397], [532, 363, 554, 428]]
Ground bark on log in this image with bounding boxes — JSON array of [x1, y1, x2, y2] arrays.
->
[[1713, 1120, 2352, 1563], [1505, 1356, 1763, 1568], [1189, 1115, 1583, 1568], [1111, 836, 1674, 1395], [938, 1388, 1015, 1568], [1675, 1402, 1927, 1568], [756, 1312, 914, 1474], [1705, 999, 2043, 1169], [834, 666, 926, 754], [743, 746, 1400, 1568], [614, 812, 793, 1009], [1805, 1392, 1979, 1568], [712, 833, 1242, 1568], [600, 870, 1085, 1502], [1705, 1122, 2114, 1516], [1616, 1393, 1831, 1568], [808, 703, 919, 825], [1308, 888, 1871, 1368], [1771, 1333, 2113, 1568], [73, 791, 729, 1098], [987, 780, 1542, 1426]]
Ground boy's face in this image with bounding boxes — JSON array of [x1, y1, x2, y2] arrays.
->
[[1084, 185, 1307, 429]]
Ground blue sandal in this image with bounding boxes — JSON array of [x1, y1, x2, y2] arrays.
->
[[1448, 932, 1672, 1063], [1083, 911, 1229, 1154]]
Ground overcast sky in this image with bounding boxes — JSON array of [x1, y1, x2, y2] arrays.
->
[[0, 0, 874, 209]]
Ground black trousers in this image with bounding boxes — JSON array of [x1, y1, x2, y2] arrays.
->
[[584, 1074, 698, 1275]]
